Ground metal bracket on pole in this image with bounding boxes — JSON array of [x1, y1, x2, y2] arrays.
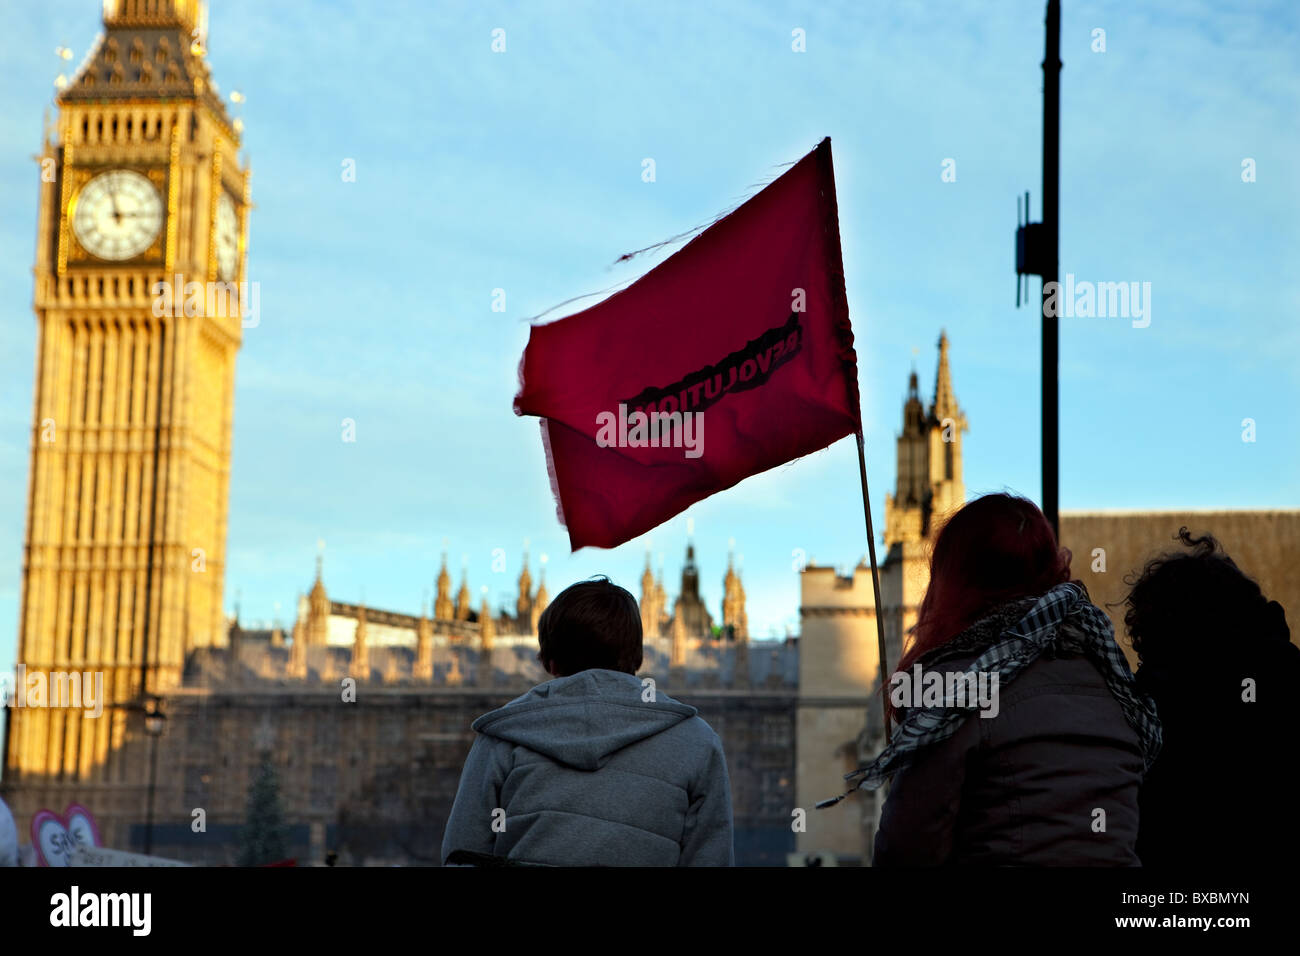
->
[[1015, 190, 1047, 306]]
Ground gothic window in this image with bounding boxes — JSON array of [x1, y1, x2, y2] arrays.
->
[[761, 715, 791, 748]]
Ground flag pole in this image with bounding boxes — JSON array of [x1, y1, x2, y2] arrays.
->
[[815, 136, 893, 743], [854, 429, 892, 741]]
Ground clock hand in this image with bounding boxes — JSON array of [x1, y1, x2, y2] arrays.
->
[[112, 206, 159, 220], [106, 178, 122, 223]]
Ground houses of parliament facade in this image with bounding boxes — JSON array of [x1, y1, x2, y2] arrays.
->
[[6, 0, 1298, 866]]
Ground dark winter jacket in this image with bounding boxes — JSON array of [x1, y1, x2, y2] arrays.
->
[[873, 600, 1148, 866], [440, 668, 734, 866], [1135, 600, 1300, 868]]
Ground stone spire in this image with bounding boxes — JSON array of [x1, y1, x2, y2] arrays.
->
[[670, 610, 687, 669], [516, 544, 533, 625], [927, 330, 967, 520], [895, 370, 930, 509], [288, 593, 308, 679], [446, 645, 463, 686], [530, 555, 549, 635], [641, 550, 656, 597], [479, 594, 495, 651], [306, 543, 330, 647], [931, 330, 959, 424], [476, 590, 495, 687], [350, 604, 369, 679], [454, 558, 471, 621], [640, 550, 662, 639], [681, 544, 700, 601], [227, 608, 243, 684], [670, 609, 688, 687], [382, 649, 400, 683], [434, 551, 453, 621], [655, 557, 668, 636], [415, 603, 433, 680], [721, 542, 748, 640], [673, 529, 713, 637], [885, 332, 967, 547]]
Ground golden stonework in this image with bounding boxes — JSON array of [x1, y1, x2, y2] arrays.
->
[[4, 0, 250, 850], [63, 165, 168, 266]]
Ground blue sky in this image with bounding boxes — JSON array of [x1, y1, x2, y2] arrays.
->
[[1, 0, 1297, 677]]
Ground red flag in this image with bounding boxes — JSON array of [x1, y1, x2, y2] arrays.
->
[[514, 137, 860, 550]]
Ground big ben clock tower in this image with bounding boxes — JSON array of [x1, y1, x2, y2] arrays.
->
[[3, 0, 248, 847]]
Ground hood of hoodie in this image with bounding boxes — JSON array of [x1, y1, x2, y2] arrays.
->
[[471, 669, 698, 771]]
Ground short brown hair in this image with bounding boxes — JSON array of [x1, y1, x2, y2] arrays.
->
[[537, 576, 643, 677]]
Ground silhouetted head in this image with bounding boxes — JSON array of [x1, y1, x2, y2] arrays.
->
[[1124, 529, 1286, 669], [537, 576, 643, 678], [898, 493, 1072, 678]]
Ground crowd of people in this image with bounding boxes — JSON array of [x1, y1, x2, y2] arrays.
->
[[3, 491, 1291, 867], [443, 493, 1299, 867]]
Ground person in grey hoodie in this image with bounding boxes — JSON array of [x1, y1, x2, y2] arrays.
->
[[440, 576, 734, 867]]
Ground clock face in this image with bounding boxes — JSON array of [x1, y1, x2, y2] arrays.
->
[[71, 169, 163, 261], [215, 192, 239, 280]]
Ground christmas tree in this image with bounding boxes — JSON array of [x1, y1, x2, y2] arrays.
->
[[238, 757, 290, 866]]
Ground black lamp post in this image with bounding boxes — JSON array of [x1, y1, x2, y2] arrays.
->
[[142, 695, 166, 855], [1015, 0, 1063, 539]]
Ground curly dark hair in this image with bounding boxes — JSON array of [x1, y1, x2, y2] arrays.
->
[[1123, 528, 1281, 664]]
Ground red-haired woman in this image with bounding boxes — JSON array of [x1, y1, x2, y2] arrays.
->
[[855, 493, 1161, 866]]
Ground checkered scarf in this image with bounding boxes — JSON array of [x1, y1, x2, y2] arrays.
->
[[819, 582, 1162, 807]]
